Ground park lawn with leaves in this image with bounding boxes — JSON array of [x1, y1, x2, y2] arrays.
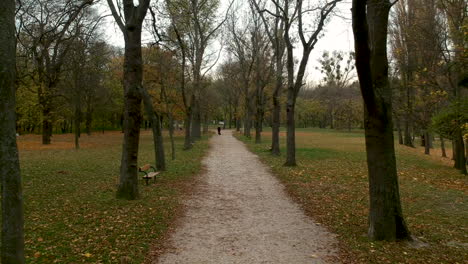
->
[[236, 129, 467, 263], [9, 130, 209, 263]]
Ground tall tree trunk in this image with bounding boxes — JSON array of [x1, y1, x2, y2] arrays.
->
[[141, 88, 166, 171], [453, 131, 467, 174], [440, 136, 447, 158], [424, 131, 430, 155], [0, 0, 25, 261], [396, 118, 403, 144], [403, 95, 414, 147], [284, 93, 296, 166], [271, 42, 283, 155], [74, 104, 81, 150], [255, 91, 263, 144], [271, 95, 281, 155], [117, 29, 144, 200], [168, 114, 175, 160], [184, 109, 192, 150], [452, 140, 456, 160], [244, 96, 252, 138], [465, 138, 468, 165], [42, 105, 52, 145], [191, 99, 201, 140], [352, 0, 411, 241]]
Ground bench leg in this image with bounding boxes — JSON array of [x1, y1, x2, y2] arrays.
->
[[145, 178, 149, 186]]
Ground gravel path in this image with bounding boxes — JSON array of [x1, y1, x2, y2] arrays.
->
[[157, 131, 339, 264]]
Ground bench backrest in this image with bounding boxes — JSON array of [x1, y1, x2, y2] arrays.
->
[[139, 164, 151, 171]]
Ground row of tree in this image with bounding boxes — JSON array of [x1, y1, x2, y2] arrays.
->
[[1, 0, 466, 261]]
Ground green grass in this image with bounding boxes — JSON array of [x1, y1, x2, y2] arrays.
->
[[9, 131, 210, 263], [236, 129, 467, 264]]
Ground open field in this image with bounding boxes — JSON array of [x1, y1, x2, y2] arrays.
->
[[6, 130, 210, 263], [236, 128, 467, 263]]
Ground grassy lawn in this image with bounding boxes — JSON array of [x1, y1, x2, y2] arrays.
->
[[8, 130, 210, 263], [236, 128, 467, 264]]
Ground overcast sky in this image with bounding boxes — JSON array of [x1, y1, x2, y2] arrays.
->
[[99, 0, 355, 84]]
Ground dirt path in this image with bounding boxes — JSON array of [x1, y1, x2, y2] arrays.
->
[[157, 131, 339, 264]]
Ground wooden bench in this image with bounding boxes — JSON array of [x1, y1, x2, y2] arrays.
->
[[139, 164, 159, 185]]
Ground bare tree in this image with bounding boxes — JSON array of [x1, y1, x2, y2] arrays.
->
[[107, 0, 151, 199], [227, 10, 256, 138], [267, 0, 341, 166], [252, 0, 286, 154], [352, 0, 411, 241], [0, 0, 24, 262]]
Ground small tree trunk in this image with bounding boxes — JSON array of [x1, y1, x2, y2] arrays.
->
[[255, 97, 263, 143], [284, 94, 296, 166], [184, 109, 192, 150], [271, 95, 281, 155], [465, 138, 468, 165], [168, 114, 175, 160], [74, 104, 81, 150], [440, 136, 447, 158], [452, 140, 456, 160], [42, 106, 52, 145], [421, 134, 425, 147], [141, 88, 165, 171], [191, 100, 201, 140], [424, 131, 430, 155], [453, 131, 467, 174], [396, 118, 403, 144], [403, 119, 413, 147], [244, 103, 252, 138]]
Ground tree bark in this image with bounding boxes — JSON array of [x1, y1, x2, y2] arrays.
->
[[244, 94, 252, 138], [403, 95, 414, 147], [0, 0, 25, 261], [284, 78, 297, 166], [453, 131, 467, 174], [465, 138, 468, 165], [74, 104, 81, 150], [352, 0, 411, 241], [255, 88, 264, 143], [440, 136, 447, 158], [141, 88, 166, 171], [184, 109, 193, 150], [270, 43, 283, 154], [117, 28, 143, 199], [396, 118, 403, 144], [271, 95, 281, 155], [424, 131, 430, 155], [168, 114, 176, 160], [111, 0, 151, 200], [191, 99, 202, 140], [41, 105, 52, 145]]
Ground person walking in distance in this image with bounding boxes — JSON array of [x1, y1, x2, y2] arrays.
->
[[217, 126, 221, 135]]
